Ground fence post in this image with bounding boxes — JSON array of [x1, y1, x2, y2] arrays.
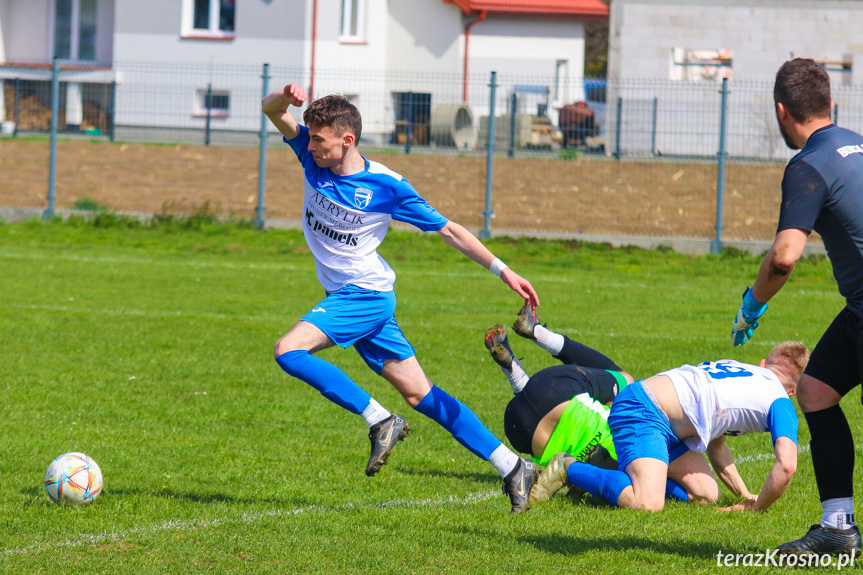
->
[[13, 78, 20, 137], [650, 97, 658, 155], [255, 63, 270, 231], [508, 92, 516, 158], [405, 92, 413, 155], [204, 83, 213, 146], [109, 80, 116, 142], [613, 96, 622, 160], [480, 71, 497, 240], [711, 77, 730, 255], [44, 57, 60, 221], [833, 103, 839, 126]]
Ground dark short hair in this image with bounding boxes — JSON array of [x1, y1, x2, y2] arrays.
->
[[303, 94, 363, 142], [774, 58, 831, 123]]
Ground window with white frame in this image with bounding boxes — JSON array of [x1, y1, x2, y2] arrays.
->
[[195, 89, 230, 118], [340, 0, 365, 42], [54, 0, 98, 62], [183, 0, 235, 38]]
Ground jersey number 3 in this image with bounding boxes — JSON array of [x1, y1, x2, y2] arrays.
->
[[697, 361, 753, 380]]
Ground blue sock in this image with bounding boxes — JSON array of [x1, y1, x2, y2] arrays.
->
[[275, 350, 371, 414], [413, 385, 501, 460], [665, 478, 689, 502], [566, 460, 632, 506]]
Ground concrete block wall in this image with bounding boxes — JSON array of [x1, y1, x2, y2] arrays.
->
[[606, 0, 863, 160], [610, 0, 863, 82]]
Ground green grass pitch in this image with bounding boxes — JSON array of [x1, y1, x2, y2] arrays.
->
[[1, 217, 861, 574]]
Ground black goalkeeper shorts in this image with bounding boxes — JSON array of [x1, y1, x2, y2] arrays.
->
[[804, 306, 863, 400]]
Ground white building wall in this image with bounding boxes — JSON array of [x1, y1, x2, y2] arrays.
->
[[112, 0, 310, 132], [386, 0, 461, 73], [0, 0, 113, 64], [2, 0, 52, 62], [94, 0, 114, 65], [610, 0, 863, 82], [0, 0, 601, 146], [608, 0, 863, 159], [312, 0, 387, 73], [0, 1, 7, 62], [113, 0, 306, 66], [468, 17, 585, 80], [466, 16, 587, 127]]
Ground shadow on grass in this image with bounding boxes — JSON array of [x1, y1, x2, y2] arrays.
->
[[396, 465, 498, 485], [21, 484, 295, 507], [520, 533, 729, 560]]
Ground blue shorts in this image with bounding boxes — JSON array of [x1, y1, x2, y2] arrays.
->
[[300, 285, 415, 374], [608, 381, 688, 470]]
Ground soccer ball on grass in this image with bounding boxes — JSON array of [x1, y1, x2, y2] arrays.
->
[[44, 452, 103, 506]]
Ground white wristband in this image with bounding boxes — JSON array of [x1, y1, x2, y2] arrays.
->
[[489, 257, 508, 278]]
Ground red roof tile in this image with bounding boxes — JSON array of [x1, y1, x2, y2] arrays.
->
[[444, 0, 608, 19]]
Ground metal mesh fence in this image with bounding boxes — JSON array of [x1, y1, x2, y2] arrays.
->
[[1, 60, 853, 247]]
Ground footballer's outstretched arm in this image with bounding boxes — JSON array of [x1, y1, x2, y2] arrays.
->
[[436, 220, 540, 307], [719, 437, 797, 512], [753, 436, 797, 511], [706, 436, 755, 501], [750, 227, 808, 303], [262, 83, 306, 140]]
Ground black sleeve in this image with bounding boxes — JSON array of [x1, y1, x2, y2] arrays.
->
[[556, 336, 622, 371], [777, 159, 828, 234]]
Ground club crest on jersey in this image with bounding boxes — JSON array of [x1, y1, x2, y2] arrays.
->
[[354, 188, 373, 209]]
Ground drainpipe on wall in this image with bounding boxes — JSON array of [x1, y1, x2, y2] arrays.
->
[[310, 0, 318, 100], [463, 10, 486, 102]]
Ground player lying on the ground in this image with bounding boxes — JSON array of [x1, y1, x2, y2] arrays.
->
[[484, 305, 631, 470], [486, 306, 761, 505], [528, 339, 809, 512]]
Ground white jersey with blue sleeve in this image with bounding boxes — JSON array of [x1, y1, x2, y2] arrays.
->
[[660, 359, 798, 453], [285, 127, 448, 293]]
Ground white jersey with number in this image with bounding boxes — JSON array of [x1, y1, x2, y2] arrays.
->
[[285, 127, 448, 293], [659, 359, 798, 452]]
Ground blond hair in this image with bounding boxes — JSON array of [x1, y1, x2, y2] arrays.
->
[[766, 341, 810, 386]]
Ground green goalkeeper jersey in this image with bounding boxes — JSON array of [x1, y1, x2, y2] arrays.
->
[[532, 375, 621, 466]]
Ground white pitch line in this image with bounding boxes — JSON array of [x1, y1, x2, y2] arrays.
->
[[736, 444, 810, 464], [6, 441, 860, 556], [736, 441, 863, 464], [2, 303, 795, 348], [4, 250, 843, 296], [7, 303, 276, 323], [0, 250, 314, 273], [2, 489, 500, 556]]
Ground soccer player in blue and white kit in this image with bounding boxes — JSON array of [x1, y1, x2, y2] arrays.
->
[[262, 83, 541, 512], [529, 342, 809, 513], [732, 59, 863, 556]]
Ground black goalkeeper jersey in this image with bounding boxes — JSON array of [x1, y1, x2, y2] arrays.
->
[[777, 124, 863, 318]]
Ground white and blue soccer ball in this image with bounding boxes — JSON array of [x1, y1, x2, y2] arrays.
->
[[44, 452, 103, 506]]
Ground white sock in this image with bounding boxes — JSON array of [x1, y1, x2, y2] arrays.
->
[[489, 444, 521, 478], [361, 398, 391, 428], [533, 324, 565, 356], [822, 498, 856, 529], [503, 357, 531, 394]]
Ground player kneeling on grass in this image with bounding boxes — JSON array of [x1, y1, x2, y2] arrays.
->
[[262, 83, 542, 513], [487, 306, 748, 505], [528, 339, 809, 513]]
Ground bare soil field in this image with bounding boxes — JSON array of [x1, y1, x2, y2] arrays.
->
[[0, 138, 788, 241]]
